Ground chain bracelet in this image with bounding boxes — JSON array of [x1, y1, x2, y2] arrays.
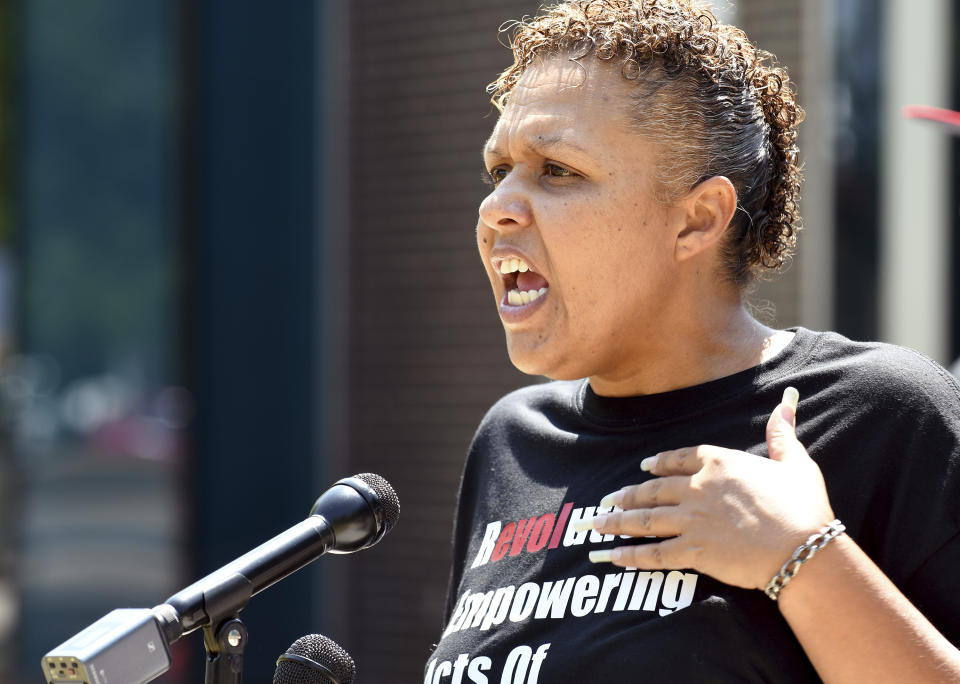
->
[[764, 519, 846, 601]]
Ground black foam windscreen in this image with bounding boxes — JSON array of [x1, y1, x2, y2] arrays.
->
[[355, 472, 400, 534], [273, 633, 356, 684]]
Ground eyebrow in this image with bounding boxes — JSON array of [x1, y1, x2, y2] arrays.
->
[[482, 132, 591, 162]]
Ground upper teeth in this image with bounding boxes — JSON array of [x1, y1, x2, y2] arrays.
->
[[499, 258, 530, 274]]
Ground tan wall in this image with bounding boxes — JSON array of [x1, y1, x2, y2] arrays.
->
[[737, 0, 807, 329]]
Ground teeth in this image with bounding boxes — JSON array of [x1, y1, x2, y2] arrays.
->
[[498, 258, 532, 274], [506, 288, 548, 306]]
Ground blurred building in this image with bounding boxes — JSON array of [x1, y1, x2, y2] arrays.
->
[[0, 1, 957, 683]]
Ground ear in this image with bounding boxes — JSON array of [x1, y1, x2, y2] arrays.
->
[[674, 175, 738, 261]]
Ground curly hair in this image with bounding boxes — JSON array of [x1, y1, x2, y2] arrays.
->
[[488, 0, 804, 285]]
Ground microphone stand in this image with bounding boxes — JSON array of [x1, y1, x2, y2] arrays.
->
[[170, 474, 391, 683], [203, 616, 248, 684]]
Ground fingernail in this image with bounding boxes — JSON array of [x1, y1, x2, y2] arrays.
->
[[782, 386, 799, 411], [640, 455, 658, 472], [571, 517, 595, 532], [599, 490, 621, 508], [572, 514, 609, 532], [589, 548, 621, 563]]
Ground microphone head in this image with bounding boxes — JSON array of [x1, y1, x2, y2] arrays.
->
[[274, 634, 355, 684], [354, 472, 400, 535], [310, 473, 399, 552]]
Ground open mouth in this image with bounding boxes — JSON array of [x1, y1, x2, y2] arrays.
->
[[497, 257, 549, 306]]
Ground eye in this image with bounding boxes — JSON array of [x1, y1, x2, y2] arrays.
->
[[482, 166, 510, 187], [545, 163, 575, 179], [481, 162, 578, 187]]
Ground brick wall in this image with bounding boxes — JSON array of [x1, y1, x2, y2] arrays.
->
[[344, 2, 537, 679]]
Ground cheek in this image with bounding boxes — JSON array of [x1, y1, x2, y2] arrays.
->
[[476, 222, 493, 253], [476, 229, 504, 291]]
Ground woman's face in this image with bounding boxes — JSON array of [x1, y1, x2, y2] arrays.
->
[[478, 57, 689, 384]]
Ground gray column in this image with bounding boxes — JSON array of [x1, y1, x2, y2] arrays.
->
[[880, 0, 951, 360]]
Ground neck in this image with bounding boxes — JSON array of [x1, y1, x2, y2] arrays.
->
[[588, 297, 791, 398]]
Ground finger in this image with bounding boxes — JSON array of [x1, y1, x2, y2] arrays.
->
[[766, 386, 803, 462], [591, 505, 685, 538], [590, 537, 693, 569], [618, 476, 690, 509], [644, 447, 705, 476]]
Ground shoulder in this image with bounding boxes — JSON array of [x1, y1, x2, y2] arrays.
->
[[476, 379, 581, 427], [801, 329, 960, 414], [457, 381, 583, 520], [482, 379, 580, 417], [469, 380, 583, 446]]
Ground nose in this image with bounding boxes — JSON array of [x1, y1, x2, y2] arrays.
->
[[478, 176, 533, 232]]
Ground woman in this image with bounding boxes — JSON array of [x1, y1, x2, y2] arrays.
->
[[427, 1, 960, 682]]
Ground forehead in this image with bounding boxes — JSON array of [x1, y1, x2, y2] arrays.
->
[[484, 56, 636, 156]]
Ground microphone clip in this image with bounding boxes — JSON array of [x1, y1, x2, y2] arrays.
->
[[203, 616, 248, 684]]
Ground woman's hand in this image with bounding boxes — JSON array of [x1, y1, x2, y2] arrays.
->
[[587, 388, 836, 590]]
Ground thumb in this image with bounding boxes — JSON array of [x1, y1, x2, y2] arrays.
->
[[767, 386, 801, 462]]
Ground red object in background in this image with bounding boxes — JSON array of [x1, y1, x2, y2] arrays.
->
[[904, 105, 960, 133]]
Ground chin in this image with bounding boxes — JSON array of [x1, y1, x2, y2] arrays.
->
[[505, 340, 584, 381]]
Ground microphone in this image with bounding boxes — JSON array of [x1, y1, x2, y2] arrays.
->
[[274, 634, 356, 684], [41, 473, 399, 684], [161, 472, 400, 639]]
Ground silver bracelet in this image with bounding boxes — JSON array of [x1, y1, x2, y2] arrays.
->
[[764, 519, 846, 601]]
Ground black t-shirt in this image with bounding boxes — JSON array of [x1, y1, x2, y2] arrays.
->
[[426, 328, 960, 683]]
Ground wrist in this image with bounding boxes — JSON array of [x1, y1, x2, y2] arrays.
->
[[764, 519, 846, 601]]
